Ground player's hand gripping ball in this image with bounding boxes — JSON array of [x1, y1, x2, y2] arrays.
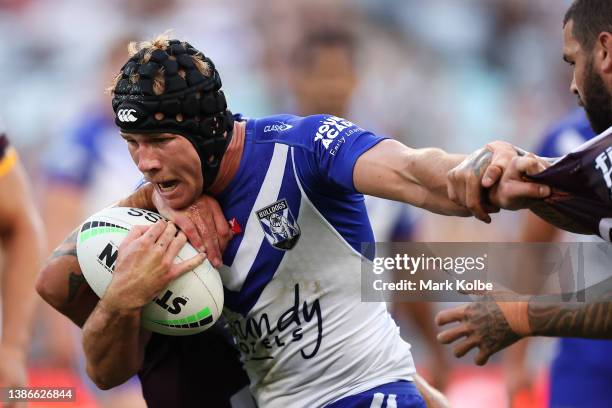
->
[[76, 207, 224, 335]]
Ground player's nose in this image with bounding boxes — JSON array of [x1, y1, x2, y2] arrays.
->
[[570, 76, 579, 98], [136, 145, 162, 173]]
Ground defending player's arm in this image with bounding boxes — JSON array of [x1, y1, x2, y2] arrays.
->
[[36, 182, 159, 327], [353, 139, 550, 221], [0, 139, 45, 388], [82, 221, 205, 389], [37, 186, 231, 329], [435, 277, 612, 365]]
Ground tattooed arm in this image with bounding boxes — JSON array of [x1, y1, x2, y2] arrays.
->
[[528, 275, 612, 337], [435, 277, 612, 365], [36, 183, 156, 327], [35, 228, 99, 327], [446, 142, 551, 222]]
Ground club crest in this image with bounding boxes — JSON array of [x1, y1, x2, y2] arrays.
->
[[256, 199, 300, 250]]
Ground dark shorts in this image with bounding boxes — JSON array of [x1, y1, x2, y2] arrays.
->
[[138, 321, 252, 408]]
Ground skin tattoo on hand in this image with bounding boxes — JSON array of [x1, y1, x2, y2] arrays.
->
[[468, 149, 493, 179], [463, 299, 520, 364]]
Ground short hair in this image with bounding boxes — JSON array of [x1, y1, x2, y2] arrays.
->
[[564, 0, 612, 50], [290, 28, 357, 69], [109, 31, 211, 96]]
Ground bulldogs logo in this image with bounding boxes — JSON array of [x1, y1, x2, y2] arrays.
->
[[256, 199, 300, 250]]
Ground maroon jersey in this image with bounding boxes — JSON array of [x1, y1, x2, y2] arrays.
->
[[529, 128, 612, 241], [138, 323, 251, 407]]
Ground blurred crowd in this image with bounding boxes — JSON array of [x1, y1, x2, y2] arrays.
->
[[0, 0, 581, 407]]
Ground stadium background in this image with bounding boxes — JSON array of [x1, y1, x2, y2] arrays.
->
[[0, 0, 579, 407]]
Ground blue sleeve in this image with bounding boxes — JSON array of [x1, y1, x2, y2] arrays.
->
[[303, 115, 387, 193]]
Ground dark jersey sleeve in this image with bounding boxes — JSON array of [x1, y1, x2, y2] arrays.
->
[[528, 130, 612, 241]]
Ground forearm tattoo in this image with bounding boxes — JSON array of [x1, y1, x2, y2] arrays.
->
[[49, 229, 78, 260], [467, 149, 493, 179], [528, 277, 612, 338], [67, 272, 86, 303], [47, 229, 87, 303]]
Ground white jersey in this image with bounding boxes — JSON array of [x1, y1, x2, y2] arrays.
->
[[218, 114, 415, 407]]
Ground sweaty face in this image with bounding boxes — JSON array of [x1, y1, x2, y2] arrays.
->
[[121, 132, 203, 209], [564, 20, 612, 134]]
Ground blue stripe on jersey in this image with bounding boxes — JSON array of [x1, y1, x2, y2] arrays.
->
[[219, 118, 304, 315], [225, 148, 302, 316], [218, 114, 383, 314], [218, 118, 273, 268]]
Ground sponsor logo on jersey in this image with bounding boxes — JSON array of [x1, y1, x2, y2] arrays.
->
[[313, 115, 362, 154], [595, 146, 612, 197], [256, 199, 300, 250], [264, 122, 294, 133], [228, 283, 323, 361]]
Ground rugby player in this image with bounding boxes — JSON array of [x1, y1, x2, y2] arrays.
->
[[436, 0, 612, 366], [51, 33, 550, 408], [288, 27, 450, 391], [37, 194, 254, 408], [506, 109, 612, 408], [0, 120, 45, 403]]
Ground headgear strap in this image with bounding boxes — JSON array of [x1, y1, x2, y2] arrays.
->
[[111, 39, 234, 190]]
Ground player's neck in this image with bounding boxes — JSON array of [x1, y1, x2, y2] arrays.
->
[[208, 121, 245, 196]]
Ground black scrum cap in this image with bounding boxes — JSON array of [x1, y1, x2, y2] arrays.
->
[[112, 39, 234, 190]]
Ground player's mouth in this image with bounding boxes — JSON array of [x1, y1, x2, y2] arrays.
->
[[157, 180, 179, 194]]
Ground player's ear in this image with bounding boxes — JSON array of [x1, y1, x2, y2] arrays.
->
[[597, 32, 612, 74]]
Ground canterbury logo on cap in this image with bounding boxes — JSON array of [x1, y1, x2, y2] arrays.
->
[[117, 109, 138, 123]]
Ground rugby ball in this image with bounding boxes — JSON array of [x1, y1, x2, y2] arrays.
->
[[76, 207, 224, 336]]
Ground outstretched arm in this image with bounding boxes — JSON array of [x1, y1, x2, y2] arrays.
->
[[354, 140, 550, 221], [354, 140, 470, 217]]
